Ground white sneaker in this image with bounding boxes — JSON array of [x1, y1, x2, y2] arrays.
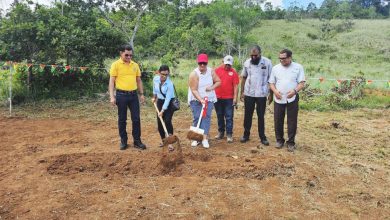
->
[[227, 135, 233, 143], [191, 141, 199, 147], [202, 139, 209, 148]]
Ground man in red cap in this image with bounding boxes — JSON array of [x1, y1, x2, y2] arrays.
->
[[214, 55, 239, 143]]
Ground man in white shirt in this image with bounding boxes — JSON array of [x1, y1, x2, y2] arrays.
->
[[240, 45, 273, 146], [268, 49, 305, 152]]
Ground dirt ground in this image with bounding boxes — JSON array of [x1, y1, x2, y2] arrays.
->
[[0, 102, 389, 219]]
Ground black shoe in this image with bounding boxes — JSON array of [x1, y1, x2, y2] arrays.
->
[[134, 140, 146, 150], [287, 143, 296, 152], [120, 141, 128, 150], [261, 138, 270, 146], [240, 136, 249, 143], [215, 132, 224, 140], [275, 141, 284, 149]]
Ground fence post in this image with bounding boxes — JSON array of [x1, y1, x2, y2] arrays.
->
[[27, 61, 32, 98], [8, 64, 13, 117]]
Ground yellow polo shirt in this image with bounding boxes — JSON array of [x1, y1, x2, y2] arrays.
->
[[109, 58, 141, 91]]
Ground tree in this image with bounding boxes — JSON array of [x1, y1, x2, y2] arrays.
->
[[93, 0, 166, 48], [263, 2, 282, 19], [306, 2, 318, 18], [0, 1, 125, 65], [208, 0, 262, 60], [319, 0, 339, 19], [0, 3, 39, 61], [285, 1, 304, 21], [335, 1, 353, 19]]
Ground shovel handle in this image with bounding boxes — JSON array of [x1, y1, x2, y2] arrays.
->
[[195, 103, 205, 129], [153, 102, 169, 136]]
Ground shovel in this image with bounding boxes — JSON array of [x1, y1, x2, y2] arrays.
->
[[186, 98, 208, 142], [153, 102, 178, 148]]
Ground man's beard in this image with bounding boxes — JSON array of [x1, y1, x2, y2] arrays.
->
[[250, 57, 261, 65]]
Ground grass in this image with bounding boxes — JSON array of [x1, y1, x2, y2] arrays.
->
[[300, 92, 390, 111], [250, 19, 390, 81]]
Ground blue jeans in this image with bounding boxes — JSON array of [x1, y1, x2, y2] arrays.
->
[[190, 100, 214, 135], [116, 91, 141, 143], [214, 98, 234, 135]]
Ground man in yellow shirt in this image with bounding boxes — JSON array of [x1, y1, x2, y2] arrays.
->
[[109, 45, 146, 150]]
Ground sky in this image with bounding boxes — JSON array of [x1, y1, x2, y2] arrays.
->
[[1, 0, 325, 12]]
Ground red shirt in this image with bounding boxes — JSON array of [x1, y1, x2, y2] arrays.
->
[[214, 65, 240, 99]]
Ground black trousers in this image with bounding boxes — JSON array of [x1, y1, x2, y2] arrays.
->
[[274, 95, 299, 145], [116, 91, 141, 143], [243, 96, 267, 140], [156, 99, 174, 140]]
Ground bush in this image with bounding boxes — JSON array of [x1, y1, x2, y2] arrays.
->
[[0, 64, 110, 103], [332, 76, 365, 100], [335, 19, 354, 33], [0, 66, 28, 105], [320, 21, 336, 39], [307, 32, 318, 40], [300, 76, 367, 111]]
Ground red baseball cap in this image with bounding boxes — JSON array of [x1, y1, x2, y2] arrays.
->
[[197, 54, 208, 63]]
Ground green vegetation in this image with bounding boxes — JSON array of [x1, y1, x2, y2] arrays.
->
[[0, 0, 389, 110], [249, 19, 390, 81]]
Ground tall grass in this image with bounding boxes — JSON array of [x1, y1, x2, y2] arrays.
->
[[250, 19, 390, 81]]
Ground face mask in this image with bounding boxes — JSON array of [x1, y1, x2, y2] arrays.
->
[[250, 56, 261, 65]]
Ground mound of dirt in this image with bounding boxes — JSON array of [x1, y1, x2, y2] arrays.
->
[[46, 152, 161, 176], [159, 140, 184, 174]]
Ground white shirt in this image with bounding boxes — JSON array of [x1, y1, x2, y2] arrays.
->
[[187, 67, 217, 103], [241, 56, 273, 97], [268, 62, 305, 104]]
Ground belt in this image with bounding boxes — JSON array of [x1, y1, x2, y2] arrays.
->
[[116, 89, 137, 94]]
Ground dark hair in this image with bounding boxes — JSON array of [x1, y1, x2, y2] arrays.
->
[[251, 45, 262, 53], [119, 45, 133, 52], [159, 65, 170, 73], [279, 48, 292, 57]]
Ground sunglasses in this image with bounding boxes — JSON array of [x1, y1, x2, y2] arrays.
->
[[124, 54, 133, 57], [198, 62, 208, 66]]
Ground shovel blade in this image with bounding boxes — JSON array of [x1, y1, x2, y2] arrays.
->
[[190, 126, 204, 135]]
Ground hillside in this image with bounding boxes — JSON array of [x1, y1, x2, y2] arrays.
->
[[250, 19, 390, 80]]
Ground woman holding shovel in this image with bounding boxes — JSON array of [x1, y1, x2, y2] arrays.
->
[[188, 54, 221, 148], [152, 65, 177, 150]]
